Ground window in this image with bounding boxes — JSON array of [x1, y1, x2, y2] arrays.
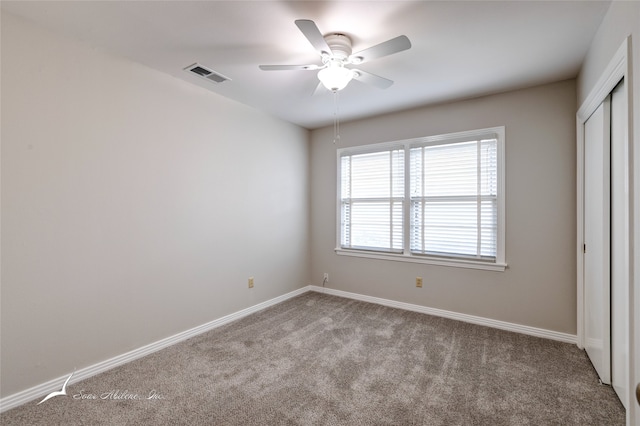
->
[[340, 148, 405, 252], [337, 127, 506, 271]]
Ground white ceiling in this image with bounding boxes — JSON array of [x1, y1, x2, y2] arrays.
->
[[2, 1, 611, 129]]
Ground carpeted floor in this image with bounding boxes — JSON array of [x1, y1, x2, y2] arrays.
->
[[1, 292, 625, 425]]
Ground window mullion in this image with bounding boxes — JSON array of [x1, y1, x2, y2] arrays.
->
[[476, 140, 482, 258], [347, 156, 353, 248], [389, 151, 393, 250], [403, 146, 411, 255], [421, 146, 426, 254]]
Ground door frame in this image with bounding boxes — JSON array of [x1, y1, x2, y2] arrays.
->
[[576, 37, 632, 417]]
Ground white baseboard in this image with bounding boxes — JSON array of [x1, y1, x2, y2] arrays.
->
[[310, 285, 577, 345], [0, 286, 310, 413]]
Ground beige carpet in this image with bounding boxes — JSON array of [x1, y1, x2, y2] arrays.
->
[[1, 292, 625, 425]]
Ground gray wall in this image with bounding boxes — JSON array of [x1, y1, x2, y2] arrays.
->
[[0, 13, 310, 397], [310, 80, 577, 335], [577, 1, 640, 106]]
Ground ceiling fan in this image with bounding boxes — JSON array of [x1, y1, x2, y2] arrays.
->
[[259, 20, 411, 93]]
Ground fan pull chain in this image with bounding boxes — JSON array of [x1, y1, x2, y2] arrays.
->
[[333, 90, 341, 144]]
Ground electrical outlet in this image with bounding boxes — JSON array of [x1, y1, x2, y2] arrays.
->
[[248, 277, 254, 288], [416, 277, 423, 288]]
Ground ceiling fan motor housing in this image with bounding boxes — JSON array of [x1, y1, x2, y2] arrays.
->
[[324, 33, 352, 61]]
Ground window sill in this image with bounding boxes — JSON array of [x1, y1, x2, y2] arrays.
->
[[335, 248, 507, 272]]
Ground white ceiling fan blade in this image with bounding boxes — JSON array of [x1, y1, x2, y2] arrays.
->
[[295, 19, 332, 56], [350, 35, 411, 64], [259, 64, 320, 71], [352, 69, 394, 89]]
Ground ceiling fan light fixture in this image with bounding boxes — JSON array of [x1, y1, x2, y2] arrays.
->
[[259, 19, 411, 94], [318, 64, 355, 92]]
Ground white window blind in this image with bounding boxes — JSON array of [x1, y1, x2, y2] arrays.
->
[[336, 127, 505, 270], [340, 149, 404, 252], [410, 138, 498, 259]]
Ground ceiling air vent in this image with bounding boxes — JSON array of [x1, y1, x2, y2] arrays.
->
[[184, 63, 231, 84]]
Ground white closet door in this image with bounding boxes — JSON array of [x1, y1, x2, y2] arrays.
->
[[583, 97, 611, 385], [610, 79, 628, 407]]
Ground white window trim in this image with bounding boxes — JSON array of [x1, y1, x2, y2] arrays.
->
[[335, 127, 506, 272]]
